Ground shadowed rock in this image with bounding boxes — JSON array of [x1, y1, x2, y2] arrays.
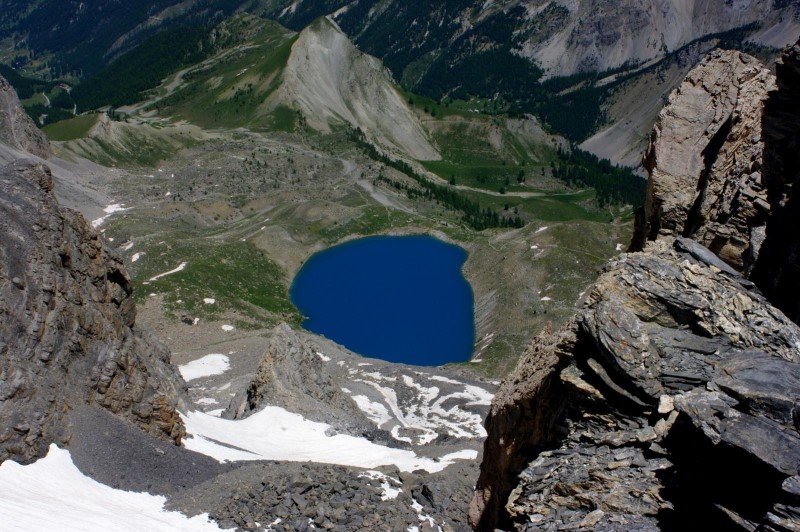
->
[[751, 39, 800, 323]]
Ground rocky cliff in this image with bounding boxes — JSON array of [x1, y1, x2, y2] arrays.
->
[[0, 75, 50, 159], [634, 41, 800, 323], [0, 160, 187, 464], [472, 39, 800, 531]]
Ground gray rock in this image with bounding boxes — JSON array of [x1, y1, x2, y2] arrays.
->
[[471, 237, 800, 530], [224, 323, 369, 431], [0, 160, 187, 464], [0, 75, 50, 159]]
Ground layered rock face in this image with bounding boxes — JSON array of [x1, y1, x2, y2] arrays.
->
[[0, 160, 186, 464], [473, 40, 800, 531], [0, 75, 50, 159], [633, 49, 775, 270]]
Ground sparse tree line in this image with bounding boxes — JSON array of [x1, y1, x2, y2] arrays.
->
[[552, 148, 646, 207], [349, 129, 523, 231]]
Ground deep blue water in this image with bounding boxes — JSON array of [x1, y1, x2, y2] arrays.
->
[[290, 235, 475, 366]]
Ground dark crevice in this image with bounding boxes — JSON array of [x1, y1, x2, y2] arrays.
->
[[683, 116, 734, 238], [657, 414, 787, 530]]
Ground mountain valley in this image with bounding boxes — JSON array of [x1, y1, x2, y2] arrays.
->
[[0, 2, 798, 531]]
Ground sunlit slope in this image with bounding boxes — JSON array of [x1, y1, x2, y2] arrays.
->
[[270, 17, 439, 160]]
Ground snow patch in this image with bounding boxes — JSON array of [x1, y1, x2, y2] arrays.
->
[[349, 395, 392, 427], [196, 398, 219, 406], [359, 471, 402, 500], [221, 325, 234, 332], [203, 298, 216, 305], [181, 408, 476, 473], [315, 351, 331, 362], [178, 354, 230, 382], [91, 204, 128, 228], [0, 444, 224, 531], [428, 375, 462, 385], [411, 498, 442, 532], [349, 369, 491, 445], [131, 252, 142, 263], [148, 262, 187, 281]]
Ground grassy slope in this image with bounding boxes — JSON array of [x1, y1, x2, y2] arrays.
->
[[150, 19, 297, 130], [42, 113, 99, 140]]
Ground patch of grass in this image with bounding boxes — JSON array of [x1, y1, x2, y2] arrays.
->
[[128, 234, 300, 327], [422, 160, 542, 193], [267, 104, 298, 132], [21, 92, 48, 106], [42, 113, 99, 141], [461, 188, 616, 223], [318, 206, 416, 244]]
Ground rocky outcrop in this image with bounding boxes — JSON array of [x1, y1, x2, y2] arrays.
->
[[225, 323, 368, 430], [0, 75, 50, 159], [635, 39, 800, 324], [473, 40, 800, 531], [471, 237, 800, 530], [634, 49, 775, 271], [0, 160, 186, 464]]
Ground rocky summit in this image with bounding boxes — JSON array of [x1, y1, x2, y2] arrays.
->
[[471, 37, 800, 531]]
